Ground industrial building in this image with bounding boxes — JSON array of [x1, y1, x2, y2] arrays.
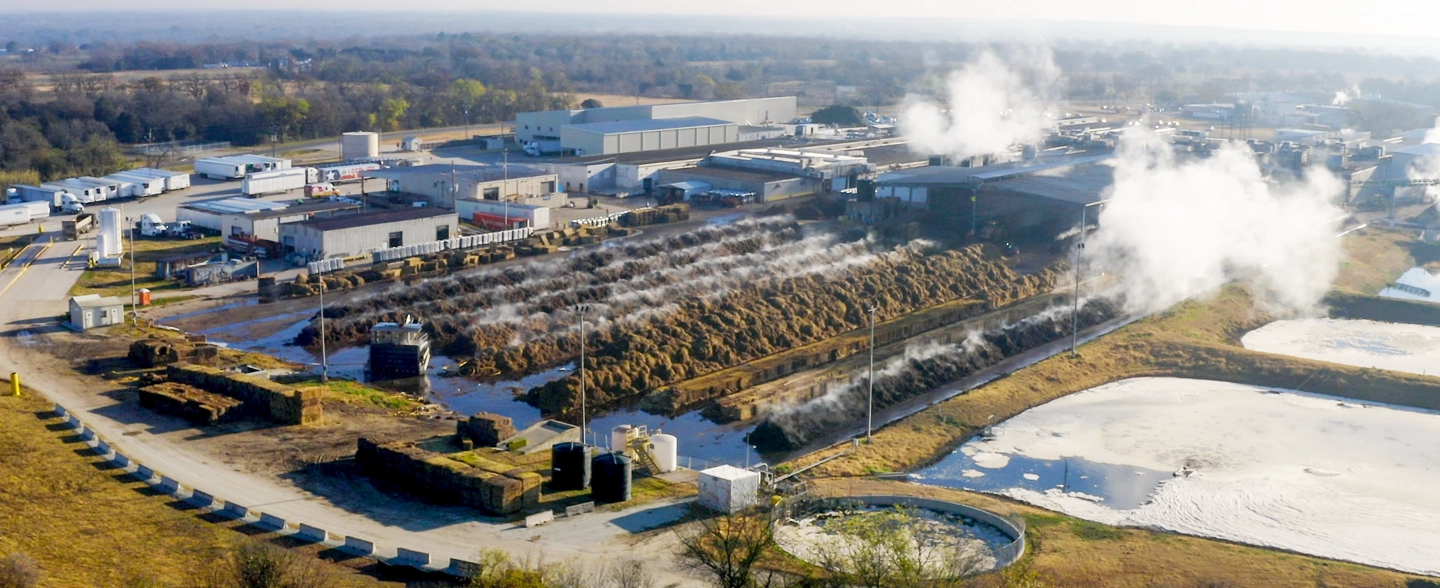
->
[[68, 294, 125, 331], [179, 198, 360, 241], [456, 198, 550, 231], [369, 164, 560, 209], [517, 97, 798, 155], [279, 207, 459, 259], [655, 146, 875, 203]]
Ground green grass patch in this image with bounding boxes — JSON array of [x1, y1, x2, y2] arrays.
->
[[1071, 520, 1126, 541], [70, 236, 223, 297], [296, 378, 420, 411]]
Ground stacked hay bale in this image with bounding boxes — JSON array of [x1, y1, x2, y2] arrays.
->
[[356, 438, 541, 515], [165, 364, 322, 425], [456, 413, 517, 447], [138, 382, 243, 425]]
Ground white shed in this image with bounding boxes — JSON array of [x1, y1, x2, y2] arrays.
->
[[698, 465, 762, 514], [68, 294, 125, 331]]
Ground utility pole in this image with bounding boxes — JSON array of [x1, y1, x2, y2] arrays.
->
[[577, 303, 589, 446], [128, 218, 137, 325], [318, 264, 328, 382], [866, 305, 876, 444], [1071, 199, 1109, 356], [503, 150, 509, 230]]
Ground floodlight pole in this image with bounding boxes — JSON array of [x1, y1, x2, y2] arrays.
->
[[318, 264, 328, 382], [1071, 199, 1110, 356], [866, 305, 876, 444], [577, 303, 590, 446]]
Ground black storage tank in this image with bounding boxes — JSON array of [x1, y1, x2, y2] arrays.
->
[[591, 451, 633, 503], [551, 442, 592, 490]]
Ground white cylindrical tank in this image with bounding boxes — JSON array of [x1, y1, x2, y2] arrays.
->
[[610, 425, 637, 458], [342, 131, 380, 160], [97, 207, 122, 258], [651, 432, 678, 473]]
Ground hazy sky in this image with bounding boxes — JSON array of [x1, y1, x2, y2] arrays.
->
[[6, 0, 1440, 39]]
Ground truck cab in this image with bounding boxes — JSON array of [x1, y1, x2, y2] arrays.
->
[[139, 213, 168, 237]]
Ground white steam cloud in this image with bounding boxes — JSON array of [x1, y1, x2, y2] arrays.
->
[[1088, 127, 1347, 314], [901, 47, 1061, 160]]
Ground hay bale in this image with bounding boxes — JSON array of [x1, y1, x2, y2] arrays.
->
[[457, 413, 516, 447]]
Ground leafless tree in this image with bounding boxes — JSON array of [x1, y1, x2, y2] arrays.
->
[[188, 542, 331, 588], [0, 553, 40, 588], [678, 511, 779, 588]]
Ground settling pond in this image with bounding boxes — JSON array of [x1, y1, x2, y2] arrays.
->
[[913, 377, 1440, 576], [1241, 317, 1440, 377]]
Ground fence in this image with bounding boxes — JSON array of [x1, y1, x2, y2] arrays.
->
[[48, 402, 490, 578], [129, 140, 232, 156], [370, 227, 534, 264]]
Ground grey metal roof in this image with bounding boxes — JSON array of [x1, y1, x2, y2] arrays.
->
[[183, 197, 288, 215], [661, 180, 711, 192], [245, 200, 360, 220], [879, 152, 1115, 186], [565, 116, 733, 135], [295, 207, 456, 232], [980, 163, 1115, 207], [369, 164, 553, 183]]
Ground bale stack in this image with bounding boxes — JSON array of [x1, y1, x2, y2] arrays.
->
[[356, 437, 541, 515], [138, 382, 243, 425], [128, 338, 184, 368], [165, 364, 322, 425], [456, 413, 517, 447]]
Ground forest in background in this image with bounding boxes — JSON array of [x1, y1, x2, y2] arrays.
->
[[5, 31, 1440, 183]]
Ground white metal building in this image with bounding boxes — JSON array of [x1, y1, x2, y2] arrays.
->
[[456, 198, 551, 231], [517, 96, 797, 152], [560, 117, 739, 156], [68, 294, 125, 331], [181, 200, 360, 241], [369, 164, 560, 209], [698, 465, 761, 513], [279, 208, 459, 259], [177, 198, 289, 232]]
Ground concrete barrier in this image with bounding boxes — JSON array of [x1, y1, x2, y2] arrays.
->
[[824, 495, 1027, 566], [79, 428, 95, 441], [94, 440, 111, 455], [157, 476, 181, 494], [342, 537, 374, 556], [297, 524, 329, 542], [222, 501, 250, 518], [66, 414, 80, 428], [188, 490, 215, 508], [257, 513, 287, 531], [110, 453, 130, 468], [53, 404, 67, 417], [135, 464, 156, 481], [447, 558, 482, 577], [394, 548, 430, 567], [524, 510, 554, 528], [565, 501, 596, 517]]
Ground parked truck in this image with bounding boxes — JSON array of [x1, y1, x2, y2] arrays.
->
[[242, 168, 312, 196], [522, 140, 562, 156], [63, 213, 95, 241], [305, 183, 341, 197]]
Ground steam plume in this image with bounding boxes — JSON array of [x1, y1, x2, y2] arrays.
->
[[901, 47, 1061, 160], [1087, 128, 1346, 314]]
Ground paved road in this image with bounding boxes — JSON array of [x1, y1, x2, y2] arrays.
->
[[0, 234, 704, 583]]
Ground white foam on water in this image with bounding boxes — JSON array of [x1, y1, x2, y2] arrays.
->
[[971, 452, 1010, 469], [1241, 318, 1440, 377], [953, 377, 1440, 575]]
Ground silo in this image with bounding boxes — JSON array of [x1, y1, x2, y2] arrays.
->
[[550, 442, 592, 490], [97, 207, 123, 259], [651, 432, 678, 473], [591, 451, 632, 503], [342, 132, 380, 160]]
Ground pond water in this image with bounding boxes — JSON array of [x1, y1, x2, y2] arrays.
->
[[1241, 318, 1440, 377], [914, 377, 1440, 576]]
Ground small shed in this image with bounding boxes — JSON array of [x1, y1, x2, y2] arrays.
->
[[68, 294, 125, 331], [698, 465, 762, 513], [402, 136, 424, 152], [659, 180, 711, 203]]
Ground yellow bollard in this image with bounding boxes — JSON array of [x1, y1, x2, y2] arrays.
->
[[10, 372, 18, 397]]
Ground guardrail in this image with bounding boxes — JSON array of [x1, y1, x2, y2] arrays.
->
[[49, 403, 488, 578]]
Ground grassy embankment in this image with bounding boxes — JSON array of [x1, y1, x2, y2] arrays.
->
[[0, 390, 402, 587], [70, 236, 224, 300]]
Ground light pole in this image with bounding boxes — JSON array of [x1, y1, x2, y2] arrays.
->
[[576, 303, 590, 446], [317, 264, 329, 382], [502, 150, 509, 230], [866, 305, 877, 444], [1071, 198, 1110, 356], [127, 217, 136, 325]]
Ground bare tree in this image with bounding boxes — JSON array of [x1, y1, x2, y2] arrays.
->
[[605, 559, 656, 588], [678, 511, 776, 588], [0, 553, 40, 588], [808, 506, 988, 588], [189, 542, 331, 588]]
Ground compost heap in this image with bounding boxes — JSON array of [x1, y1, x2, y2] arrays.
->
[[300, 215, 1065, 414], [749, 298, 1119, 452]]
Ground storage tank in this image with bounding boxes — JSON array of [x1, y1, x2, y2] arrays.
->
[[591, 451, 632, 503], [96, 207, 123, 259], [651, 432, 678, 473], [550, 442, 592, 491], [610, 425, 639, 458], [342, 131, 380, 160]]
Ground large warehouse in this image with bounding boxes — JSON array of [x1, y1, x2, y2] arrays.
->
[[178, 199, 360, 240], [517, 97, 797, 155], [369, 164, 560, 209], [279, 208, 459, 259], [560, 117, 739, 156]]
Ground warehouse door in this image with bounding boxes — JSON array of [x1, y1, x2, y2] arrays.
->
[[388, 232, 403, 248], [436, 226, 450, 240]]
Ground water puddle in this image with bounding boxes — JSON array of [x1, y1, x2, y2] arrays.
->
[[914, 451, 1169, 510]]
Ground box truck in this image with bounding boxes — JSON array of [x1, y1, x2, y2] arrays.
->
[[242, 168, 312, 196]]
